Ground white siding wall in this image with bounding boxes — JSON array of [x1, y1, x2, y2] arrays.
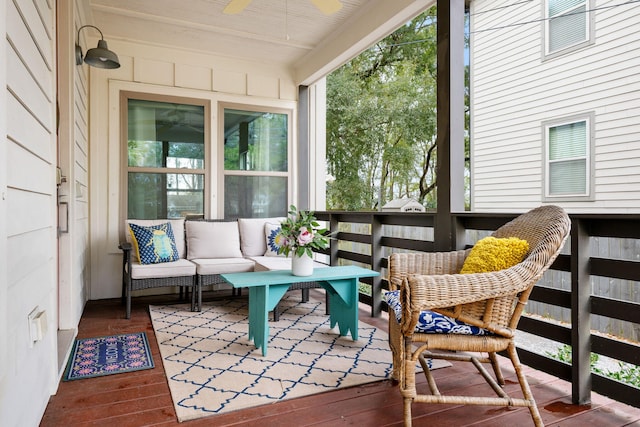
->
[[0, 0, 7, 417], [53, 0, 91, 375], [470, 0, 640, 212], [89, 40, 299, 300], [1, 0, 58, 425]]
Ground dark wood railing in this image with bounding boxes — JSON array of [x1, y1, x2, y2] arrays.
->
[[314, 210, 640, 409]]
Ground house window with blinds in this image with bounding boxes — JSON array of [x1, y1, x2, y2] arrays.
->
[[545, 0, 593, 56], [544, 114, 593, 199]]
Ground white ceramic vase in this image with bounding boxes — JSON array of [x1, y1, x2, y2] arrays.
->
[[292, 251, 314, 276]]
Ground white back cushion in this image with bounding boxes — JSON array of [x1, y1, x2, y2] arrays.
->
[[237, 217, 285, 256], [186, 221, 243, 259]]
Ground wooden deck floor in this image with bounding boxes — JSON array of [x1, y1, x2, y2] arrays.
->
[[42, 291, 640, 427]]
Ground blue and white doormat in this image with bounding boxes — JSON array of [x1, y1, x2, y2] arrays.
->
[[63, 332, 154, 381]]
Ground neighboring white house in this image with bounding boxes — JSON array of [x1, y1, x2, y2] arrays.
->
[[469, 0, 640, 213]]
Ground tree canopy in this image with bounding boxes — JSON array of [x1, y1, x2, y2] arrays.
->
[[326, 7, 467, 211]]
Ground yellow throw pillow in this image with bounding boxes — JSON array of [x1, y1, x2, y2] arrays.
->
[[460, 236, 529, 274]]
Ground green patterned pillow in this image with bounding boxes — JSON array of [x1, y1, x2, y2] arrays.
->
[[128, 222, 179, 265]]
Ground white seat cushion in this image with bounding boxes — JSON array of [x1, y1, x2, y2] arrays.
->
[[129, 258, 196, 279], [190, 257, 255, 275]]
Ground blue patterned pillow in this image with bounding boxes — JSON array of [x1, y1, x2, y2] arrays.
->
[[264, 222, 285, 257], [385, 290, 491, 335], [128, 222, 179, 265]]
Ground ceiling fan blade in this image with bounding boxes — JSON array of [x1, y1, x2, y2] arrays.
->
[[223, 0, 253, 15], [311, 0, 343, 15]]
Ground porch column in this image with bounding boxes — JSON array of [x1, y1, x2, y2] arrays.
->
[[435, 0, 466, 251], [297, 81, 327, 212], [298, 85, 310, 210]]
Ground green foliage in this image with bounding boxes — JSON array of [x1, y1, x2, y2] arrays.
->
[[547, 345, 640, 388], [327, 7, 462, 210]]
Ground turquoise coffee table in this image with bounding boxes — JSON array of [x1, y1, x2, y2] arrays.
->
[[220, 265, 379, 356]]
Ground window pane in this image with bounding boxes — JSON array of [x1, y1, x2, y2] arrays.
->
[[549, 121, 586, 160], [128, 172, 204, 219], [128, 99, 204, 168], [128, 141, 204, 168], [224, 176, 288, 219], [224, 109, 288, 172], [549, 0, 584, 17], [548, 2, 587, 52], [549, 159, 587, 194]]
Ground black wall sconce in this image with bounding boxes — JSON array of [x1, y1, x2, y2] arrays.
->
[[75, 25, 120, 69]]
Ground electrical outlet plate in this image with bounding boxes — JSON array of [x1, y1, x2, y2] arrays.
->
[[28, 307, 47, 345]]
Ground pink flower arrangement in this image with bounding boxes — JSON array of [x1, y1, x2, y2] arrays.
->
[[276, 205, 330, 257]]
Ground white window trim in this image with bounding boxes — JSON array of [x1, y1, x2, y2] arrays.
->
[[542, 0, 595, 60], [542, 112, 595, 202]]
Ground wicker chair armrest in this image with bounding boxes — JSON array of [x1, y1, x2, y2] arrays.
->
[[400, 263, 535, 334], [119, 241, 132, 251], [388, 250, 469, 291]]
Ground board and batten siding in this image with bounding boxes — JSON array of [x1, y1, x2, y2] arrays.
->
[[470, 0, 640, 213], [89, 40, 299, 300], [1, 0, 58, 425]]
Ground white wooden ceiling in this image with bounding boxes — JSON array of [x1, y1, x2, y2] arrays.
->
[[87, 0, 433, 84]]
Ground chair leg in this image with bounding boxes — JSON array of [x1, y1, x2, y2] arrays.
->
[[325, 290, 330, 314], [402, 341, 418, 424], [419, 354, 440, 395], [489, 352, 506, 385], [403, 397, 413, 427], [507, 343, 544, 427], [126, 279, 132, 319]]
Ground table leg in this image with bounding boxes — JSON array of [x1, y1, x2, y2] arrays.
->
[[322, 278, 359, 341], [246, 284, 289, 356]]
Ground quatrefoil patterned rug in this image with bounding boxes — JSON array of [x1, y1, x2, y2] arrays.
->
[[150, 295, 449, 422]]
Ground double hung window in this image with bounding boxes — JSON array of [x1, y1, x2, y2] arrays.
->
[[544, 114, 593, 199], [125, 95, 207, 219], [222, 106, 290, 219]]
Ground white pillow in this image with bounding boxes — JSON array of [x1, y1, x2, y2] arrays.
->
[[186, 221, 243, 259], [238, 217, 285, 256], [264, 222, 285, 257]]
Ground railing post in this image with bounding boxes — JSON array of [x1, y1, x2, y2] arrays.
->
[[571, 218, 591, 404], [330, 213, 339, 266], [370, 213, 383, 317]]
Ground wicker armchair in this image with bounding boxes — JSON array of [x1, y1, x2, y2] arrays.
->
[[387, 205, 570, 427]]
